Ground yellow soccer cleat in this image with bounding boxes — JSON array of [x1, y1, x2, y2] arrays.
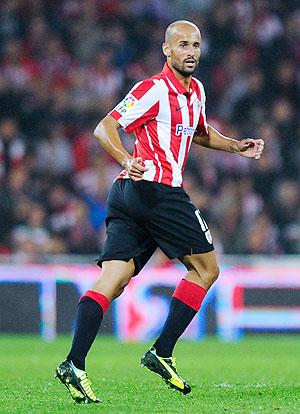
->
[[141, 347, 191, 394], [55, 360, 101, 404]]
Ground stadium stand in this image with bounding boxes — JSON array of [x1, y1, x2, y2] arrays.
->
[[0, 0, 299, 260]]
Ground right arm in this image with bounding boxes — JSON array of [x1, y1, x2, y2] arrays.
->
[[95, 78, 159, 180], [94, 115, 148, 181]]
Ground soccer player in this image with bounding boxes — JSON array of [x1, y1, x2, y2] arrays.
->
[[56, 20, 264, 403]]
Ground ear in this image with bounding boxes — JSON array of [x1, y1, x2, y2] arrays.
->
[[162, 42, 170, 57]]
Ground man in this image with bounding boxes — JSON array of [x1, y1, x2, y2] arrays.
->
[[0, 117, 26, 183], [56, 20, 264, 403]]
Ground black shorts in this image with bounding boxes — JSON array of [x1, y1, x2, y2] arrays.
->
[[97, 179, 214, 275]]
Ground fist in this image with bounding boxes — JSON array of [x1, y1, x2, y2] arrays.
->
[[237, 138, 265, 159]]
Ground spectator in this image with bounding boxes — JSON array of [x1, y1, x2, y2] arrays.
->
[[11, 202, 66, 260], [0, 0, 298, 258], [35, 122, 74, 176], [67, 199, 100, 254], [0, 118, 27, 183], [243, 212, 281, 254]]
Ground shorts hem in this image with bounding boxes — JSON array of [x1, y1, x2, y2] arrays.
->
[[168, 245, 214, 260], [96, 255, 142, 276]]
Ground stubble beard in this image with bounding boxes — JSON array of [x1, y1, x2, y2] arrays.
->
[[172, 59, 198, 78]]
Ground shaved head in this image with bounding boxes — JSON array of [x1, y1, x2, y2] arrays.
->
[[163, 20, 201, 78], [165, 20, 200, 43]]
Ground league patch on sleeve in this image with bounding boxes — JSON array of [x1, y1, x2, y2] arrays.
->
[[115, 94, 137, 114]]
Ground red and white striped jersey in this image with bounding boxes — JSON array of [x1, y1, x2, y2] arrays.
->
[[110, 63, 208, 187]]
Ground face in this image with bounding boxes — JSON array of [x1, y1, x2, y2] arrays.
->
[[164, 25, 201, 77]]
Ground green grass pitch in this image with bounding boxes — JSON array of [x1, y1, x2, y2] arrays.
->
[[0, 335, 299, 413]]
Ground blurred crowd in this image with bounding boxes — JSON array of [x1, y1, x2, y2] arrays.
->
[[0, 0, 299, 262]]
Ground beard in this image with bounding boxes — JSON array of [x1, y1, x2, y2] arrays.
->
[[172, 58, 199, 78]]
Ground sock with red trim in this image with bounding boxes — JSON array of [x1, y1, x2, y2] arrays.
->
[[153, 279, 206, 358], [67, 290, 110, 370]]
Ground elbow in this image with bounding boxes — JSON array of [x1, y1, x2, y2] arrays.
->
[[93, 118, 105, 141], [94, 115, 119, 146], [94, 116, 111, 149]]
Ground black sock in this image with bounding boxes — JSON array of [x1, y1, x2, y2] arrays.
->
[[153, 297, 197, 358], [67, 297, 103, 370]]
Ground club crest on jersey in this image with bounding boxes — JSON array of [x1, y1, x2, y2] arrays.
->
[[175, 124, 195, 137], [116, 94, 137, 114]]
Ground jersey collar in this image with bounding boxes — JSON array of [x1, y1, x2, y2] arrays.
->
[[162, 63, 192, 96]]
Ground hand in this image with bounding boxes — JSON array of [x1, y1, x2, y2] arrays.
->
[[124, 157, 148, 181], [237, 138, 265, 159]]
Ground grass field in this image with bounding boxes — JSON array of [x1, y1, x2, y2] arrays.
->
[[0, 335, 299, 414]]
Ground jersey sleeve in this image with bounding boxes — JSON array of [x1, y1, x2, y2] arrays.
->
[[196, 83, 208, 136], [109, 79, 160, 133]]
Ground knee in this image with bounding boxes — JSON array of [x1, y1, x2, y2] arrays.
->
[[92, 260, 134, 300], [191, 261, 220, 287], [108, 273, 131, 299], [116, 276, 130, 293], [113, 282, 127, 299], [207, 263, 220, 284]]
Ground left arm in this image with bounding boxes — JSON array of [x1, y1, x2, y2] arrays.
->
[[193, 124, 265, 159]]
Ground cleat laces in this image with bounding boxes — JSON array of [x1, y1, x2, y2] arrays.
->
[[165, 357, 180, 375]]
